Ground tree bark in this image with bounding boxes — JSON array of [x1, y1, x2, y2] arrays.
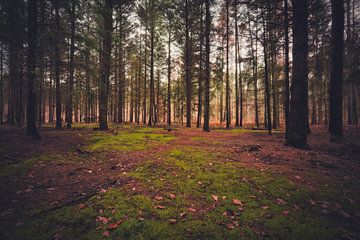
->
[[203, 0, 211, 132], [67, 0, 76, 129], [286, 0, 309, 148], [99, 0, 113, 130], [26, 0, 40, 139], [329, 0, 345, 138]]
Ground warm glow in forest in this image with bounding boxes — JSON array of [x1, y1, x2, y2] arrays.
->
[[0, 0, 359, 239]]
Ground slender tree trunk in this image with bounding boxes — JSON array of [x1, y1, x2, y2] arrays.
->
[[26, 0, 40, 139], [197, 4, 204, 128], [203, 0, 211, 132], [287, 0, 309, 148], [99, 0, 113, 130], [263, 16, 272, 135], [167, 23, 171, 131], [234, 1, 239, 127], [329, 0, 345, 138], [54, 0, 62, 129], [143, 30, 147, 125], [284, 0, 290, 139], [0, 42, 3, 124], [185, 0, 192, 128], [148, 16, 155, 127], [67, 0, 76, 129], [225, 0, 230, 129]]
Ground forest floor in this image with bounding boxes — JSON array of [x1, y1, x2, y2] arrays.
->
[[0, 123, 359, 240]]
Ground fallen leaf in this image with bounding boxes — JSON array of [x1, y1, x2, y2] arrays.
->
[[212, 195, 219, 202], [180, 212, 186, 218], [188, 207, 197, 213], [154, 205, 166, 209], [98, 216, 111, 224], [154, 195, 163, 201], [340, 211, 351, 218], [282, 210, 290, 216], [226, 223, 235, 230], [102, 231, 110, 237], [261, 206, 269, 210], [169, 193, 176, 199], [232, 199, 244, 206], [309, 199, 316, 206], [108, 221, 121, 230], [294, 175, 302, 180], [169, 219, 177, 224], [276, 198, 287, 206]]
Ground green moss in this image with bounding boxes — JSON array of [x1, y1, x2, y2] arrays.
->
[[86, 130, 175, 152]]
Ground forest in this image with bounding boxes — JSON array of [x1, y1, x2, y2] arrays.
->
[[0, 0, 359, 239]]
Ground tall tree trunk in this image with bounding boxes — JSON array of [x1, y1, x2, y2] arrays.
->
[[0, 42, 3, 124], [167, 22, 171, 131], [225, 0, 230, 129], [143, 30, 147, 125], [148, 16, 155, 127], [54, 0, 62, 129], [203, 0, 211, 132], [197, 4, 204, 128], [286, 0, 309, 148], [329, 0, 345, 138], [284, 0, 290, 139], [185, 0, 192, 128], [67, 0, 76, 129], [263, 15, 272, 135], [99, 0, 113, 130], [234, 1, 239, 127], [26, 0, 40, 139]]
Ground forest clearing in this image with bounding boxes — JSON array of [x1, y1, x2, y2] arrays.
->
[[1, 0, 360, 239], [0, 124, 359, 239]]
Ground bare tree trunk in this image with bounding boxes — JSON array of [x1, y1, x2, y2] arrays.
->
[[284, 0, 290, 138], [26, 0, 40, 139], [329, 0, 345, 138], [203, 0, 211, 132], [287, 0, 309, 148], [225, 0, 230, 129], [99, 0, 113, 130], [67, 0, 76, 129], [167, 22, 171, 131], [54, 0, 62, 129]]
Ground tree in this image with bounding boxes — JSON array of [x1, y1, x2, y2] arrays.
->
[[54, 0, 62, 129], [329, 0, 345, 138], [98, 0, 113, 130], [67, 0, 76, 129], [283, 0, 290, 139], [203, 0, 211, 132], [225, 0, 230, 129], [26, 0, 40, 139], [286, 0, 309, 148]]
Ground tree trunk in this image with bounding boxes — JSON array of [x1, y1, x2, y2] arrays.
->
[[225, 0, 230, 129], [99, 0, 113, 130], [286, 0, 309, 148], [329, 0, 344, 138], [54, 0, 62, 129], [167, 22, 171, 131], [185, 0, 192, 128], [26, 0, 40, 139], [203, 0, 211, 132], [67, 0, 76, 129], [197, 4, 204, 128], [284, 0, 290, 139]]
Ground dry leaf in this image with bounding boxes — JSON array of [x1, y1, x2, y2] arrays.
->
[[226, 223, 235, 230], [261, 205, 269, 210], [212, 195, 219, 202], [154, 195, 163, 201], [102, 231, 110, 237], [98, 216, 111, 224], [188, 207, 197, 213], [276, 198, 287, 206], [169, 193, 176, 199], [232, 199, 244, 206], [169, 219, 177, 224]]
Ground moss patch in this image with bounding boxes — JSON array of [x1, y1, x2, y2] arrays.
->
[[85, 128, 175, 152]]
